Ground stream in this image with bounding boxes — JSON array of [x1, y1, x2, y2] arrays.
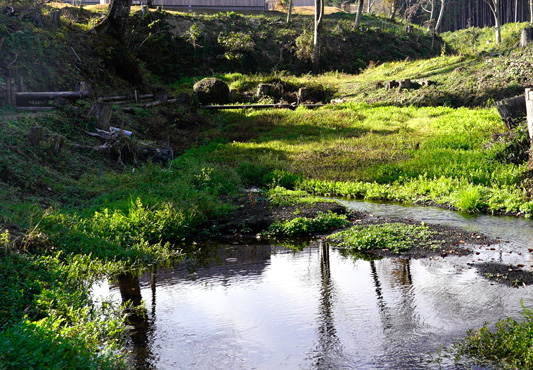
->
[[93, 200, 533, 370]]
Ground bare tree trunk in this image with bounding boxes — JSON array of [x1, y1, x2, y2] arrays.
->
[[354, 0, 365, 28], [317, 0, 324, 26], [367, 0, 376, 13], [495, 15, 502, 44], [313, 0, 323, 73], [530, 0, 533, 23], [435, 0, 446, 33], [286, 0, 293, 24], [390, 0, 398, 20], [426, 0, 436, 30], [483, 0, 502, 44], [95, 0, 133, 39]]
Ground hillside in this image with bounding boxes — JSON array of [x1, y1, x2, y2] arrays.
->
[[1, 4, 441, 92]]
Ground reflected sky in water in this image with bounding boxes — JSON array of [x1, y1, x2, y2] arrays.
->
[[95, 244, 533, 369], [91, 200, 533, 370]]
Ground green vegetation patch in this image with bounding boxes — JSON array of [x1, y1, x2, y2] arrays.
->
[[262, 211, 349, 237], [326, 222, 435, 252], [267, 186, 335, 207], [0, 251, 127, 369], [453, 302, 533, 369]]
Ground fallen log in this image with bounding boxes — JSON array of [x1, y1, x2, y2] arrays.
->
[[16, 107, 55, 112], [16, 91, 90, 100], [98, 93, 154, 104]]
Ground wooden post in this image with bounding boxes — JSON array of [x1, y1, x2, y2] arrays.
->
[[525, 88, 533, 141], [6, 78, 16, 108], [18, 76, 25, 92]]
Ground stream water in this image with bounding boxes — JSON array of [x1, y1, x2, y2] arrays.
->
[[93, 200, 533, 370]]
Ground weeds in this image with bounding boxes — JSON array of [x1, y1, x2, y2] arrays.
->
[[326, 222, 435, 252], [453, 300, 533, 369], [262, 211, 350, 237]]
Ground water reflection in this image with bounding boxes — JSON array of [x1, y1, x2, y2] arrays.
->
[[116, 273, 156, 370], [311, 241, 345, 369], [96, 200, 533, 370]]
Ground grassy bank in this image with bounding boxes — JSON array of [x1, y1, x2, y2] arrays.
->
[[198, 102, 529, 214]]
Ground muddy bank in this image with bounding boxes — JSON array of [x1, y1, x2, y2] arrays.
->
[[202, 193, 350, 237], [204, 193, 495, 254], [199, 193, 533, 286]]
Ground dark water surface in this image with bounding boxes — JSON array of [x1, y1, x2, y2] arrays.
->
[[93, 200, 533, 370]]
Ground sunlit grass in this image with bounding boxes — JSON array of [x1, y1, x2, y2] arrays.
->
[[200, 102, 530, 215]]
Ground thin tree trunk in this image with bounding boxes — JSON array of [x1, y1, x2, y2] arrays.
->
[[530, 0, 533, 23], [495, 14, 502, 43], [484, 0, 502, 44], [435, 0, 446, 33], [317, 0, 324, 26], [390, 0, 398, 20], [354, 0, 365, 28], [426, 0, 436, 31], [313, 0, 323, 74], [286, 0, 293, 24]]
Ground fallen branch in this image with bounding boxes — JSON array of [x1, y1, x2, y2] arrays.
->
[[85, 127, 172, 165]]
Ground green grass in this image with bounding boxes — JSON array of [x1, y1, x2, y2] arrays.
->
[[200, 102, 530, 215], [0, 251, 128, 369], [262, 211, 350, 237], [326, 222, 436, 252]]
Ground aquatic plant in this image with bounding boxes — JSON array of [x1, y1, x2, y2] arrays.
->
[[326, 223, 435, 252], [263, 211, 350, 237], [453, 300, 533, 369]]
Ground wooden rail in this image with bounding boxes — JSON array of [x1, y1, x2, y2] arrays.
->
[[16, 91, 90, 100]]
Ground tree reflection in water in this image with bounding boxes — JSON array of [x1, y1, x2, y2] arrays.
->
[[312, 241, 346, 369], [117, 272, 157, 370]]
